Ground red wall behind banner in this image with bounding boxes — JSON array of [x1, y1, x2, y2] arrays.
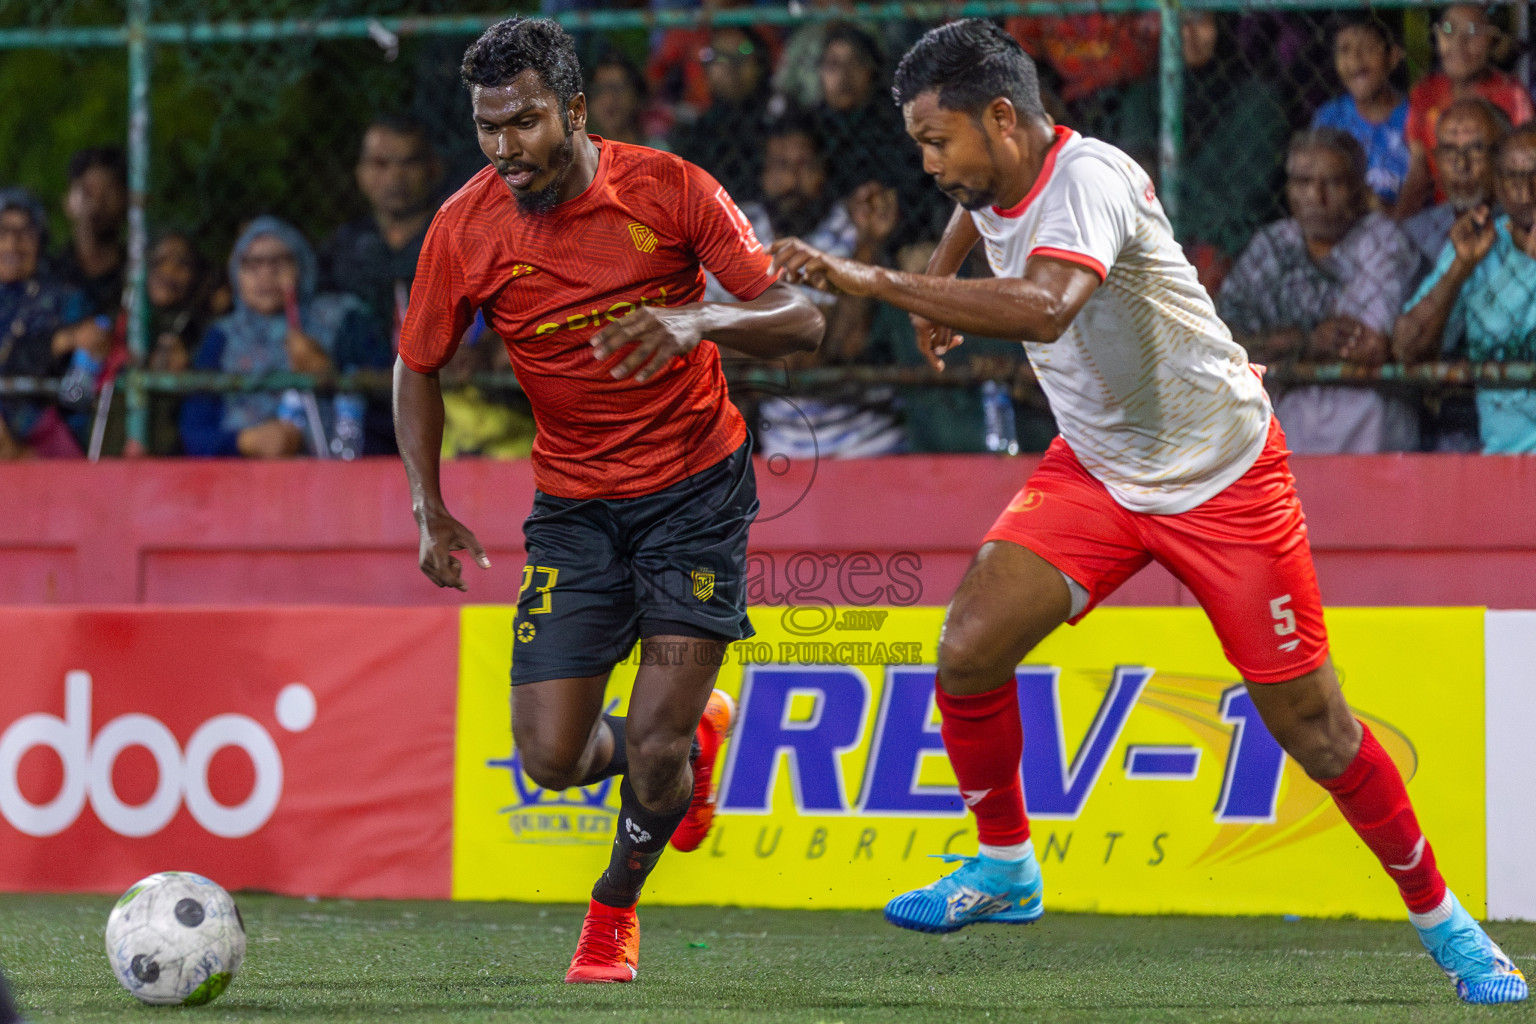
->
[[1, 455, 1535, 608], [0, 608, 457, 897]]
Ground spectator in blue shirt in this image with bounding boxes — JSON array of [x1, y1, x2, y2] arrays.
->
[[1311, 14, 1410, 211], [0, 188, 90, 459], [1395, 126, 1536, 452], [181, 217, 390, 458]]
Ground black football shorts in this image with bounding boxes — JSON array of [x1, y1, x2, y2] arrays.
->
[[509, 439, 757, 685]]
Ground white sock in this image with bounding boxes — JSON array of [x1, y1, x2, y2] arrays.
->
[[1408, 891, 1455, 929], [979, 839, 1034, 863]]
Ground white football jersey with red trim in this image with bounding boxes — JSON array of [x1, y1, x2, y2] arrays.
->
[[971, 127, 1270, 515]]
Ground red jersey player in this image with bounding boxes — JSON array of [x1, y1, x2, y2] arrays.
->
[[770, 20, 1525, 1006], [393, 17, 823, 984]]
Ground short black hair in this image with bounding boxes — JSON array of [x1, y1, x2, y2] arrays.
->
[[764, 111, 827, 161], [589, 49, 647, 101], [1328, 12, 1399, 52], [68, 146, 127, 186], [892, 19, 1045, 122], [366, 114, 433, 145], [710, 24, 772, 77], [461, 16, 583, 110], [1288, 128, 1369, 186]]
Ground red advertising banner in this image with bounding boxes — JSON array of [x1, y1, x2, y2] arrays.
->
[[0, 608, 458, 898]]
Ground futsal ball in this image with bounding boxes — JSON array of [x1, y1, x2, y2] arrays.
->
[[104, 872, 246, 1006]]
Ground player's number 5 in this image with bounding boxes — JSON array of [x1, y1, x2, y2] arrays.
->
[[520, 565, 560, 615], [1269, 595, 1297, 636]]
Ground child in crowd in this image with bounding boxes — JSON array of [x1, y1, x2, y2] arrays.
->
[[1311, 15, 1410, 210], [1399, 3, 1533, 215]]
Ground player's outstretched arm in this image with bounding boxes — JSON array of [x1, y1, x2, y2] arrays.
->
[[912, 205, 981, 370], [590, 281, 824, 383], [770, 239, 1098, 345], [393, 356, 490, 592]]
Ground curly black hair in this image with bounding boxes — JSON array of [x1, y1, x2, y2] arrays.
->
[[892, 19, 1045, 122], [461, 16, 583, 109]]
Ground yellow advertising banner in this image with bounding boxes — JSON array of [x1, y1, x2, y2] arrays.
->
[[453, 606, 1485, 919]]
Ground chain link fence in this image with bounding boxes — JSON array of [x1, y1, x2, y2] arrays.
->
[[0, 0, 1533, 459]]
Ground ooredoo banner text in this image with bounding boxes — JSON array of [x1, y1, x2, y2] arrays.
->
[[0, 608, 458, 898]]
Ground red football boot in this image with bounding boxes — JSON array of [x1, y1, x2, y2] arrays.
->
[[670, 689, 735, 852], [564, 899, 640, 983]]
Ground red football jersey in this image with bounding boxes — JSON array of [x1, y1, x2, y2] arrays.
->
[[399, 139, 777, 499]]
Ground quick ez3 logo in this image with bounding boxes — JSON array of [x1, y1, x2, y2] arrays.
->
[[0, 671, 315, 839]]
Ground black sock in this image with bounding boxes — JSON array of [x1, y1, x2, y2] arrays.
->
[[0, 967, 19, 1024], [591, 777, 690, 908], [579, 714, 629, 786]]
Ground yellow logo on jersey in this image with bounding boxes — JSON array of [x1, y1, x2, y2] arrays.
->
[[509, 263, 538, 280], [533, 285, 671, 338], [691, 570, 716, 602], [627, 222, 659, 254]]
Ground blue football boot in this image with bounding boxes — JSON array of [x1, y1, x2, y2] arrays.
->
[[1414, 892, 1528, 1004], [884, 843, 1044, 934]]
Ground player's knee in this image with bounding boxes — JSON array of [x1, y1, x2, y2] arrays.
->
[[628, 731, 692, 777], [937, 630, 1007, 694], [625, 731, 692, 801], [511, 724, 589, 791]]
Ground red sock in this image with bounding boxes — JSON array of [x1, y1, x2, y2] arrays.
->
[[1316, 722, 1447, 914], [936, 679, 1030, 846]]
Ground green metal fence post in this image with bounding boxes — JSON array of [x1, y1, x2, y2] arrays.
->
[[124, 0, 152, 452], [1158, 0, 1184, 233]]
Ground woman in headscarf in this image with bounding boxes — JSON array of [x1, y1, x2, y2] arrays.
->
[[179, 216, 390, 457], [0, 187, 91, 459]]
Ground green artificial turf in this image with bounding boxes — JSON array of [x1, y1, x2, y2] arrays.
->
[[2, 894, 1532, 1023]]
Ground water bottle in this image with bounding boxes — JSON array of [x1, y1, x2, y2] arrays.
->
[[58, 347, 103, 412], [981, 379, 1019, 455], [329, 393, 366, 461], [276, 389, 307, 431]]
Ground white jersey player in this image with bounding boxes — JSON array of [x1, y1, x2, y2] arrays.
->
[[768, 19, 1525, 1006]]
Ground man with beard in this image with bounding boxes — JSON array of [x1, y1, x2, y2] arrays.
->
[[1395, 126, 1536, 452], [1402, 98, 1510, 280], [1219, 129, 1420, 453], [770, 20, 1526, 1005], [713, 117, 899, 320], [723, 118, 905, 457], [321, 117, 445, 344], [393, 17, 824, 984]]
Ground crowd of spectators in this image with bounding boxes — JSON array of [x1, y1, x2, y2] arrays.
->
[[1, 5, 1534, 460]]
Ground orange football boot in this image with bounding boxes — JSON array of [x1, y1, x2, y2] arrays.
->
[[670, 688, 735, 852], [564, 899, 640, 983]]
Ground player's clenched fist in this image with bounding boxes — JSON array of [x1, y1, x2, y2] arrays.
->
[[911, 313, 964, 372], [769, 238, 881, 297], [415, 508, 490, 592], [589, 305, 704, 383]]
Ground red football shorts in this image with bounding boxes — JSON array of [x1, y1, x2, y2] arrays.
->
[[984, 417, 1329, 684]]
